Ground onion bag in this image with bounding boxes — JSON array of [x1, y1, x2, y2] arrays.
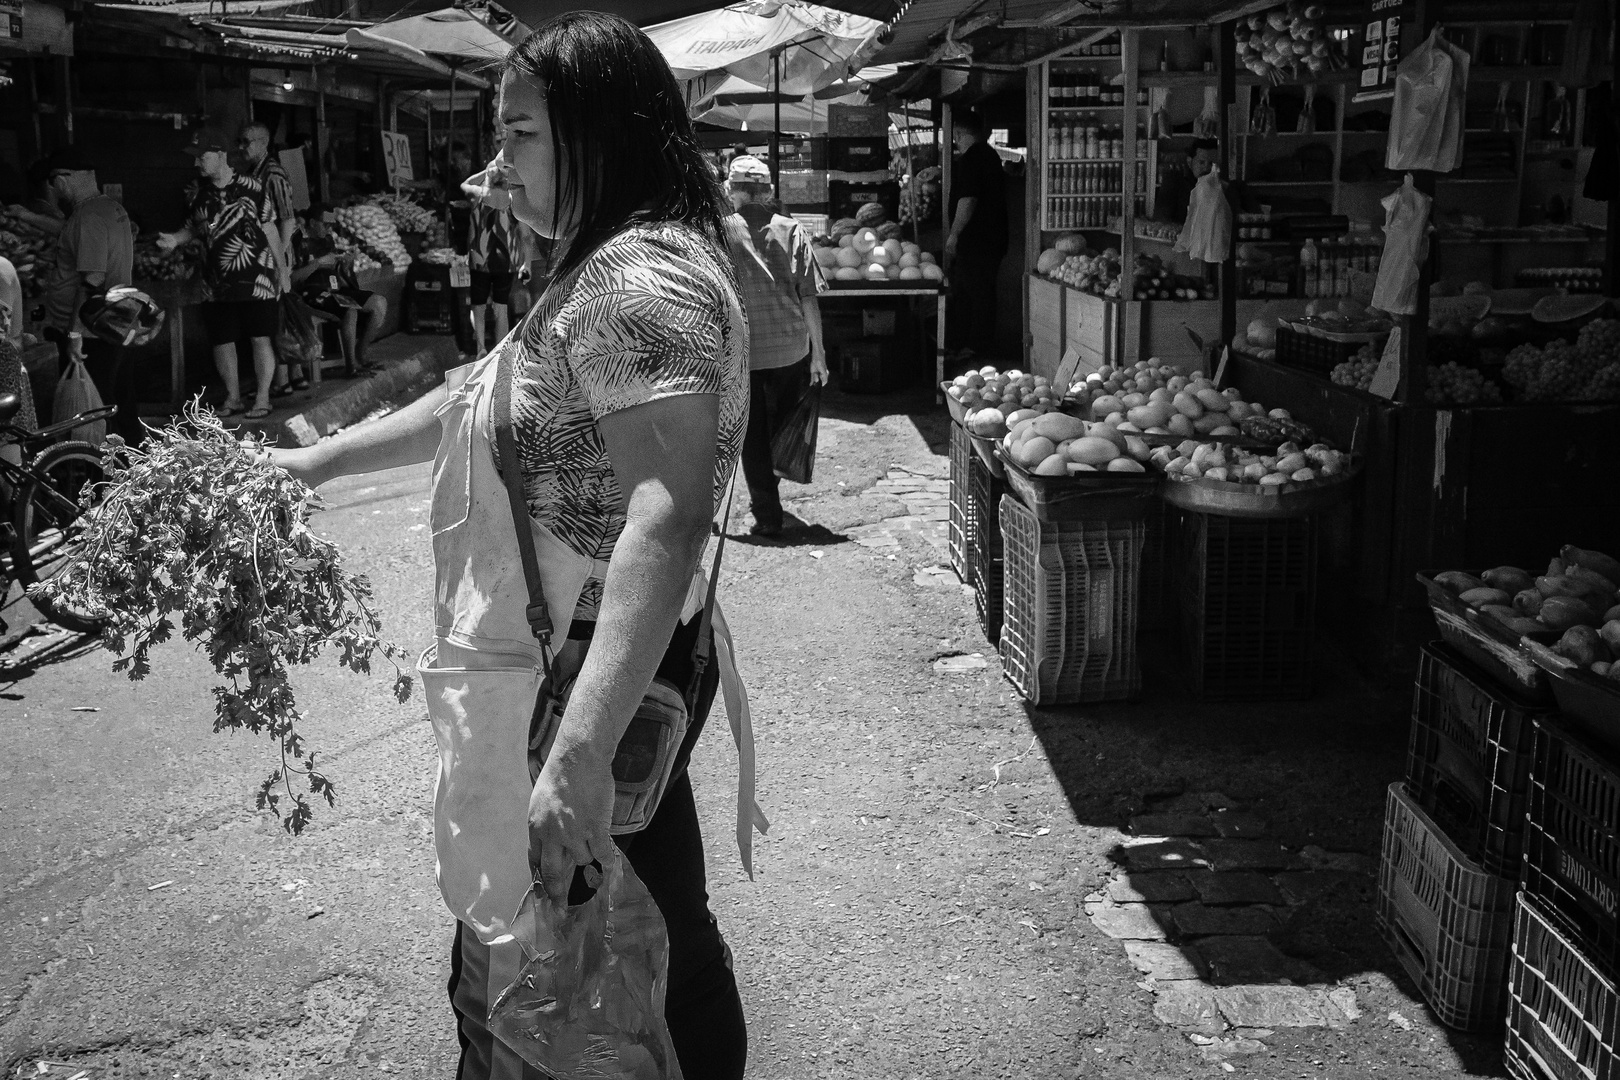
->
[[1386, 28, 1470, 172], [1370, 174, 1432, 316], [53, 354, 106, 444], [488, 852, 684, 1080], [1174, 167, 1231, 264]]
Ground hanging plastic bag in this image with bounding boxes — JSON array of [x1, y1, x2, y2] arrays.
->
[[275, 294, 326, 371], [1371, 174, 1432, 316], [1150, 87, 1174, 140], [1174, 166, 1231, 264], [488, 852, 684, 1080], [53, 346, 106, 444], [770, 383, 820, 484], [1386, 28, 1470, 172]]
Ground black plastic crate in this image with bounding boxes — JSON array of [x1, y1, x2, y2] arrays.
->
[[1523, 715, 1620, 985], [1505, 893, 1620, 1080], [1177, 511, 1316, 700], [969, 451, 1006, 645], [948, 422, 971, 581], [1275, 325, 1373, 375], [1408, 641, 1552, 878], [1140, 500, 1172, 631]]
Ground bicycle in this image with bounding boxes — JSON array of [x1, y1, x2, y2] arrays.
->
[[0, 391, 118, 634]]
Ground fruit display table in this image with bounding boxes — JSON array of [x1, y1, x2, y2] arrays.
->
[[134, 277, 209, 413], [1227, 351, 1620, 677], [819, 286, 947, 397]]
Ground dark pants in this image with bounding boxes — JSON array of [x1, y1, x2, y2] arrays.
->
[[448, 614, 745, 1080], [740, 357, 810, 529], [947, 247, 1006, 356]]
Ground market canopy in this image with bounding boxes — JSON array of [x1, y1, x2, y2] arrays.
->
[[502, 0, 904, 28], [346, 7, 517, 65], [648, 1, 889, 100], [692, 63, 898, 131]]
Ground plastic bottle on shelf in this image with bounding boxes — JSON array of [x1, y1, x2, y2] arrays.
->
[[1299, 238, 1319, 298]]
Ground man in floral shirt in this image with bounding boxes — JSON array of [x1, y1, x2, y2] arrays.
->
[[157, 127, 284, 420]]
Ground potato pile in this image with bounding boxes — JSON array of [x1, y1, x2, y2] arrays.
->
[[1431, 548, 1620, 668]]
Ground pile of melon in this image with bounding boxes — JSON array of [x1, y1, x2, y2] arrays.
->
[[814, 204, 942, 284]]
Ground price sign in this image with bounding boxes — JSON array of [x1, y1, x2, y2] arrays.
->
[[0, 0, 21, 40], [1353, 0, 1415, 102], [381, 132, 414, 189], [449, 255, 472, 289]]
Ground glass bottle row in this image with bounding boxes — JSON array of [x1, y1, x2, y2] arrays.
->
[[1047, 161, 1147, 196], [1047, 121, 1150, 162]]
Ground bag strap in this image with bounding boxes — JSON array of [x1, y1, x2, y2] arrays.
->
[[492, 343, 732, 675], [493, 345, 557, 670]]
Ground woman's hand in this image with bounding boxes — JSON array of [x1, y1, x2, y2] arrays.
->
[[809, 352, 830, 386], [528, 744, 616, 902], [461, 161, 513, 212]]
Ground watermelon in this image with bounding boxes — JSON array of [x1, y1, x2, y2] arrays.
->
[[1533, 294, 1610, 324], [855, 201, 888, 227]]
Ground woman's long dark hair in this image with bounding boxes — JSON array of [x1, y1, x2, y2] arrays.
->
[[504, 11, 728, 281]]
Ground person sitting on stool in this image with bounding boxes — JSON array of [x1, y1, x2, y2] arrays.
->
[[292, 206, 387, 377]]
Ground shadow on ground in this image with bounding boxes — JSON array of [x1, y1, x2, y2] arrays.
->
[[1016, 642, 1507, 1075]]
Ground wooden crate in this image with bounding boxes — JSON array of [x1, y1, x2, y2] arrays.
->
[[1127, 299, 1221, 372], [1028, 275, 1064, 378]]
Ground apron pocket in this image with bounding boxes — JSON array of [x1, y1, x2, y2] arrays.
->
[[418, 645, 543, 942], [430, 389, 477, 537]]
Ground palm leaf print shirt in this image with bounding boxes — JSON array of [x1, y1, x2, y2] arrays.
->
[[501, 222, 750, 582], [185, 175, 278, 302]]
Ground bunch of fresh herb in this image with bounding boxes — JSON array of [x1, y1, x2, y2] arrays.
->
[[35, 401, 412, 834]]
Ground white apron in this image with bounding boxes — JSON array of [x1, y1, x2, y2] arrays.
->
[[418, 352, 767, 945]]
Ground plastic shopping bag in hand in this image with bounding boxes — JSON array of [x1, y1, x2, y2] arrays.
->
[[1174, 166, 1231, 265], [770, 383, 821, 484], [1370, 175, 1432, 316], [53, 354, 106, 444], [488, 852, 684, 1080], [1386, 28, 1470, 172]]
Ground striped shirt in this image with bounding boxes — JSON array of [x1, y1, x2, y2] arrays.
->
[[724, 205, 825, 371]]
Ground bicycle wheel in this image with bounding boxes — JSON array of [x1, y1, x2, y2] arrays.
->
[[11, 439, 107, 633]]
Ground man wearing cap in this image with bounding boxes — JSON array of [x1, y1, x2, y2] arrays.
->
[[39, 148, 139, 444], [722, 154, 828, 537], [158, 127, 285, 421]]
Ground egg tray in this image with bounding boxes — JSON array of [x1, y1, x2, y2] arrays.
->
[[1416, 571, 1559, 702]]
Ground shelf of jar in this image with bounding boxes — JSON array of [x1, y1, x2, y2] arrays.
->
[[1046, 158, 1134, 164], [1047, 105, 1139, 112]]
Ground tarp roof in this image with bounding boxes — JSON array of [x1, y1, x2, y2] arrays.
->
[[347, 7, 515, 64], [501, 0, 905, 28]]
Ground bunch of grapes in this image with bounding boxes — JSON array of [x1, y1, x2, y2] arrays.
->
[[1424, 361, 1502, 405], [1577, 318, 1620, 364], [1584, 362, 1620, 401], [1330, 343, 1379, 391]]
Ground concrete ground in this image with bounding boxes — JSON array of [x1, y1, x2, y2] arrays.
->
[[1, 381, 1511, 1079]]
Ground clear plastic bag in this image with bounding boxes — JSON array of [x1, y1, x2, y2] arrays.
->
[[1386, 28, 1470, 172], [1174, 167, 1231, 264], [1370, 174, 1432, 316], [488, 852, 684, 1080]]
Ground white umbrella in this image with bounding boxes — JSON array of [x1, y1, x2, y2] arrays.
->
[[649, 1, 887, 104], [694, 64, 896, 133]]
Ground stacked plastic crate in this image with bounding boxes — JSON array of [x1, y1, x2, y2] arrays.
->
[[1377, 641, 1552, 1033], [1507, 713, 1620, 1080], [995, 461, 1154, 705]]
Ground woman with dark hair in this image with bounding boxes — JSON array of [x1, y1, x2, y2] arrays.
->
[[269, 11, 758, 1080]]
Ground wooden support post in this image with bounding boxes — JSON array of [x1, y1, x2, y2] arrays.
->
[[315, 74, 329, 205], [1399, 0, 1438, 403], [1218, 18, 1237, 359], [1122, 30, 1140, 280]]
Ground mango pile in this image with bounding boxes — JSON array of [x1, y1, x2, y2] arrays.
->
[[1432, 546, 1620, 679]]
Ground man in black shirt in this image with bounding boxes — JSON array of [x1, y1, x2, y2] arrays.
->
[[944, 109, 1008, 359]]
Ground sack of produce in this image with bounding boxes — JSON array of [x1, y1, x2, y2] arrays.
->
[[275, 294, 325, 369], [488, 852, 683, 1080], [53, 353, 106, 444], [771, 383, 821, 484]]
